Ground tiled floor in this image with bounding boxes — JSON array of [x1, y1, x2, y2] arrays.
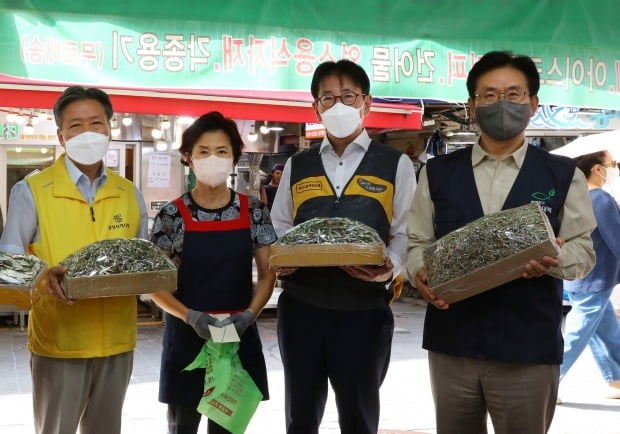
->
[[1, 299, 619, 433]]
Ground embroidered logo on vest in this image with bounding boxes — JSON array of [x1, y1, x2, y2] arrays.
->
[[531, 189, 555, 215], [296, 180, 323, 193], [108, 213, 130, 230], [531, 188, 555, 201], [357, 178, 387, 193]]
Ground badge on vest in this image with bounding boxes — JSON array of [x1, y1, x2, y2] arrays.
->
[[108, 213, 131, 230], [531, 188, 556, 215]]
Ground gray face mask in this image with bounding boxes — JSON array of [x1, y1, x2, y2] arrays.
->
[[475, 100, 532, 141]]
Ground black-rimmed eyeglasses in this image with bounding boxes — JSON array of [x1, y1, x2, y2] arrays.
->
[[316, 92, 367, 108]]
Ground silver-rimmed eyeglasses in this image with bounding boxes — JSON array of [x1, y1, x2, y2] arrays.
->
[[474, 88, 529, 106], [316, 92, 367, 108]]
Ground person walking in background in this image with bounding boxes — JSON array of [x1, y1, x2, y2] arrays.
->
[[0, 86, 148, 434], [260, 163, 284, 211], [560, 150, 620, 400], [149, 111, 277, 434], [407, 51, 596, 434], [270, 59, 416, 434]]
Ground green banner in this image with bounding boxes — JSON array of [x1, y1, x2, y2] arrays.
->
[[0, 2, 619, 109]]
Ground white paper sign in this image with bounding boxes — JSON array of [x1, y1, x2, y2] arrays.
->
[[147, 153, 171, 188], [208, 313, 240, 343], [106, 149, 119, 167]]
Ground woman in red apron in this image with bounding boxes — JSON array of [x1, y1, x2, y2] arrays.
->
[[150, 112, 277, 434]]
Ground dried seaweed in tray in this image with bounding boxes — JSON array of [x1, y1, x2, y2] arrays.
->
[[0, 251, 46, 286], [62, 238, 175, 278], [423, 203, 553, 287], [274, 217, 384, 247]]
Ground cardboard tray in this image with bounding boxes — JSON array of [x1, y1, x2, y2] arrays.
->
[[425, 203, 561, 304], [428, 239, 560, 304], [269, 243, 385, 267], [0, 267, 48, 311], [61, 269, 177, 300]]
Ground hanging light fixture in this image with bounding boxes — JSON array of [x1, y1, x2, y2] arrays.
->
[[37, 111, 48, 122], [160, 116, 171, 129], [15, 147, 22, 153], [155, 140, 168, 151], [260, 121, 271, 135], [6, 110, 16, 123], [40, 148, 49, 154], [247, 123, 258, 142], [178, 116, 195, 125], [111, 116, 121, 137], [151, 127, 163, 139], [24, 117, 35, 135], [121, 114, 133, 126]]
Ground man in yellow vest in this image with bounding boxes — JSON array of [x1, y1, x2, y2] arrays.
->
[[0, 86, 148, 434]]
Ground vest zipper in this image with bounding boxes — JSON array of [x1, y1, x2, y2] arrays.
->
[[90, 206, 96, 222]]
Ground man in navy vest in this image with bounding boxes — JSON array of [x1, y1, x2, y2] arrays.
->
[[407, 51, 596, 434], [271, 60, 416, 434]]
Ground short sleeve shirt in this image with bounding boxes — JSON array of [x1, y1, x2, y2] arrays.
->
[[150, 191, 277, 262]]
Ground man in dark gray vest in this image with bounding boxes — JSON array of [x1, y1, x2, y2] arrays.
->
[[407, 51, 596, 434]]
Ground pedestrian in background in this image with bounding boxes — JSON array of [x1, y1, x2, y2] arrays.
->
[[407, 51, 596, 434], [260, 163, 284, 211], [149, 111, 277, 433], [561, 150, 620, 399], [270, 59, 416, 434], [0, 86, 148, 434]]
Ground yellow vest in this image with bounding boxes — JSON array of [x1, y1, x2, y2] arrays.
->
[[27, 155, 141, 358]]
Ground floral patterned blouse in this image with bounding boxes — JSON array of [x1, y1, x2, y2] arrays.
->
[[150, 190, 277, 263]]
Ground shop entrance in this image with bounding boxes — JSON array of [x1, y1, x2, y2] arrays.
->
[[5, 145, 56, 204]]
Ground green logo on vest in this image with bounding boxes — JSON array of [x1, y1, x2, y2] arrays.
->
[[531, 189, 555, 201]]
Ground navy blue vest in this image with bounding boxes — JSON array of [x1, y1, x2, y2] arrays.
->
[[281, 140, 401, 309], [424, 145, 575, 364]]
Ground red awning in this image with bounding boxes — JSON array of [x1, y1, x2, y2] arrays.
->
[[0, 84, 422, 130]]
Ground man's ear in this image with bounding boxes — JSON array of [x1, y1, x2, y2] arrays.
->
[[363, 94, 372, 116], [467, 97, 476, 122], [57, 128, 66, 148], [529, 95, 539, 116], [312, 100, 322, 122]]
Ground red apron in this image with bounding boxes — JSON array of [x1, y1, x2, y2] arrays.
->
[[159, 192, 268, 404]]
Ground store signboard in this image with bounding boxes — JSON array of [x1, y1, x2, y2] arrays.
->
[[0, 3, 619, 109], [0, 114, 58, 145], [304, 123, 324, 139]]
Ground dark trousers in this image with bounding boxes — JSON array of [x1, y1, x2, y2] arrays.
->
[[167, 404, 230, 434], [277, 291, 394, 434]]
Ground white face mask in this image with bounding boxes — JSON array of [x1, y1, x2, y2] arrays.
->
[[64, 131, 110, 165], [320, 102, 364, 139], [192, 155, 233, 187], [605, 165, 620, 185]]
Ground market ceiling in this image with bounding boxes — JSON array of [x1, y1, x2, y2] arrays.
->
[[0, 1, 618, 130]]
